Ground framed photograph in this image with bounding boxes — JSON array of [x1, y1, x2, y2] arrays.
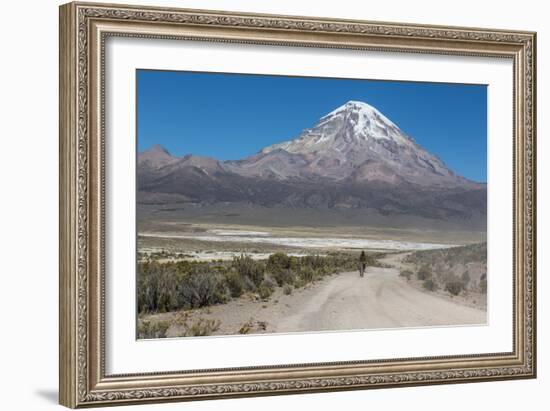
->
[[59, 2, 537, 408]]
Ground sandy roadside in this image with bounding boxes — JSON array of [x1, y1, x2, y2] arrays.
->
[[389, 252, 488, 311], [142, 253, 487, 338]]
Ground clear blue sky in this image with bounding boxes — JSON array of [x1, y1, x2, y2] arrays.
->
[[137, 69, 487, 182]]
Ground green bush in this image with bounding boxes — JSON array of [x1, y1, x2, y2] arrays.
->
[[298, 266, 315, 283], [267, 252, 291, 271], [232, 255, 265, 288], [179, 268, 227, 308], [258, 279, 275, 300], [224, 269, 246, 297], [137, 261, 179, 313], [270, 268, 295, 287]]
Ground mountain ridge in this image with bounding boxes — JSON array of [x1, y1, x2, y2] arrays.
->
[[137, 100, 486, 228]]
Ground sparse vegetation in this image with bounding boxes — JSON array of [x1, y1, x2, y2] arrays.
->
[[137, 319, 170, 339], [399, 269, 413, 280], [423, 278, 438, 291], [403, 242, 487, 297], [179, 267, 229, 308], [187, 318, 220, 336], [445, 277, 465, 296], [232, 255, 265, 288], [405, 242, 486, 267], [137, 251, 378, 316], [258, 278, 276, 300], [224, 269, 246, 298], [416, 264, 432, 281], [171, 312, 221, 337], [239, 319, 253, 334], [271, 268, 295, 287]]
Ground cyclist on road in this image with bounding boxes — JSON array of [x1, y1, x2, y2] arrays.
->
[[359, 251, 367, 278]]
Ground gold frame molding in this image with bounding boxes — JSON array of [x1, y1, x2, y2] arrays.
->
[[59, 2, 537, 408]]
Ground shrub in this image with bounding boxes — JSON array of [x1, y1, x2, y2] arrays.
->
[[298, 266, 315, 283], [258, 279, 275, 300], [239, 319, 253, 334], [224, 269, 246, 298], [417, 264, 432, 281], [179, 268, 227, 308], [137, 261, 179, 313], [294, 278, 306, 289], [267, 252, 291, 271], [173, 312, 221, 337], [283, 284, 293, 295], [258, 286, 272, 300], [240, 275, 256, 292], [423, 278, 438, 291], [185, 318, 221, 337], [137, 251, 376, 314], [445, 278, 465, 296], [270, 268, 295, 287], [137, 319, 170, 339], [400, 269, 413, 280], [262, 277, 277, 289], [232, 255, 265, 288]]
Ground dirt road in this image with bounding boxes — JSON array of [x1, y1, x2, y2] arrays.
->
[[156, 253, 486, 337], [276, 254, 486, 333]]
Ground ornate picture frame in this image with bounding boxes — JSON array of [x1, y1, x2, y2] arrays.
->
[[59, 2, 536, 408]]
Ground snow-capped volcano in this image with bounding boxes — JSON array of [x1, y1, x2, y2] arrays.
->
[[230, 100, 471, 187], [137, 100, 486, 228], [263, 100, 412, 154]]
